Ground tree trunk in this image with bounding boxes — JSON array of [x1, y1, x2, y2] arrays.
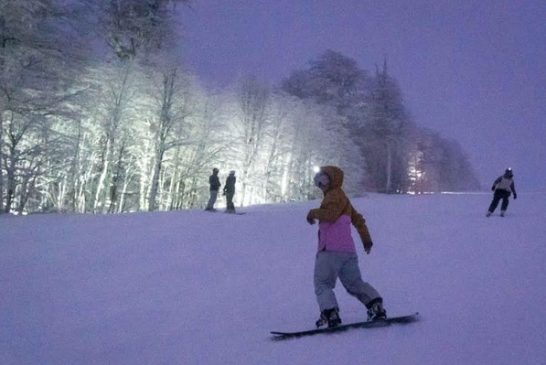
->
[[148, 149, 165, 211], [385, 143, 392, 193], [0, 110, 4, 212], [94, 137, 111, 213], [108, 140, 126, 213], [4, 144, 17, 214], [148, 69, 177, 211], [68, 120, 83, 212]]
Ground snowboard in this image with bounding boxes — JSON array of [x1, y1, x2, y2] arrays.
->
[[271, 312, 419, 340], [204, 210, 246, 215]]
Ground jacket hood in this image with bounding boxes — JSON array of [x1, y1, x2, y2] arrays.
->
[[320, 166, 344, 190]]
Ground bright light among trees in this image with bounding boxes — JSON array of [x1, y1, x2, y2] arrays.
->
[[0, 1, 479, 215]]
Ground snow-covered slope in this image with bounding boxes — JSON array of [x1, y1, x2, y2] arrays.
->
[[1, 193, 545, 365]]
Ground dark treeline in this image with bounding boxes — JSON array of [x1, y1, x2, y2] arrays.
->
[[282, 52, 480, 194], [0, 0, 479, 215]]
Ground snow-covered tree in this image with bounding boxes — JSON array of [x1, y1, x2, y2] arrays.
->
[[0, 0, 90, 213], [361, 60, 413, 193], [408, 128, 480, 193], [281, 51, 371, 192], [233, 76, 270, 205], [97, 0, 190, 60], [281, 49, 369, 125]]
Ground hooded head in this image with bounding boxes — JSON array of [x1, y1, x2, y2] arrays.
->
[[313, 166, 344, 192], [212, 168, 219, 174], [504, 168, 513, 178]]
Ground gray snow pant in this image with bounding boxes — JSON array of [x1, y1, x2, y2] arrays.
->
[[206, 190, 219, 210], [314, 251, 381, 312], [225, 192, 235, 212]]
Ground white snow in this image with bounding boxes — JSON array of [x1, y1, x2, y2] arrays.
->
[[1, 193, 546, 365]]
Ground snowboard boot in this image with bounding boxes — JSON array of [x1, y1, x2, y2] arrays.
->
[[486, 211, 492, 217], [366, 298, 387, 321], [500, 210, 505, 217], [316, 308, 342, 328]]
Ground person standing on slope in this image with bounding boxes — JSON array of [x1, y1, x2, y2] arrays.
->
[[486, 168, 517, 217], [306, 165, 386, 328], [205, 168, 221, 211], [223, 170, 237, 213]]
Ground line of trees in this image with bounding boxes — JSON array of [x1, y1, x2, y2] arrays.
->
[[282, 52, 480, 194], [0, 1, 479, 215]]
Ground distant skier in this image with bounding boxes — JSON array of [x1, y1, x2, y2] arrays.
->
[[486, 168, 517, 217], [223, 170, 236, 213], [205, 168, 221, 211], [306, 166, 386, 328]]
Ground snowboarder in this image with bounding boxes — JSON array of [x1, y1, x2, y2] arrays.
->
[[486, 168, 517, 217], [223, 170, 236, 213], [306, 166, 386, 328], [205, 168, 221, 211]]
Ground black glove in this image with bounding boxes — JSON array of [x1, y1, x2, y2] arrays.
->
[[364, 241, 373, 254], [513, 194, 517, 200], [306, 211, 316, 225], [491, 186, 495, 191]]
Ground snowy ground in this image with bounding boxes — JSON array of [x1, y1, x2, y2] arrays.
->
[[1, 193, 546, 365]]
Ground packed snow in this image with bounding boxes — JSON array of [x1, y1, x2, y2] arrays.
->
[[1, 193, 546, 365]]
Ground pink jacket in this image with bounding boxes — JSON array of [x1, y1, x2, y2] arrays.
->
[[308, 166, 373, 254], [318, 215, 356, 253]]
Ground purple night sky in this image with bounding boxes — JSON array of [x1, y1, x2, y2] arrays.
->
[[178, 0, 546, 191]]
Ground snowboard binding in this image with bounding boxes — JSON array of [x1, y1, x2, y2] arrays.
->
[[316, 308, 342, 328]]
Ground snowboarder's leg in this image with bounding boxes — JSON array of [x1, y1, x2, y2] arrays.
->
[[338, 254, 381, 307], [225, 192, 236, 213], [488, 191, 502, 214], [314, 252, 340, 312], [205, 190, 218, 210], [500, 192, 510, 212]]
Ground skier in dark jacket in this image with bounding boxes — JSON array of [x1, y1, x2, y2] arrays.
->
[[486, 168, 517, 217], [205, 168, 221, 211], [223, 170, 236, 213]]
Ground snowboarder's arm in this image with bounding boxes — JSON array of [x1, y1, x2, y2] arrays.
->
[[491, 176, 502, 191], [351, 208, 373, 254], [511, 181, 517, 199], [307, 192, 345, 223]]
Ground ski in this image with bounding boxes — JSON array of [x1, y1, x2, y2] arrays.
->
[[271, 312, 418, 340]]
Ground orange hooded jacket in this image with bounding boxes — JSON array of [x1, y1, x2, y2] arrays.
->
[[307, 166, 373, 253]]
